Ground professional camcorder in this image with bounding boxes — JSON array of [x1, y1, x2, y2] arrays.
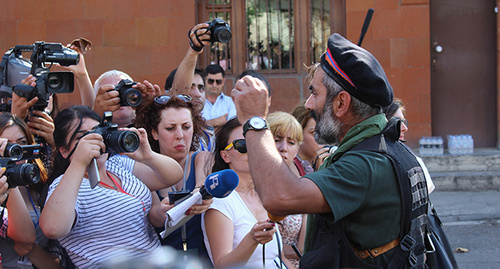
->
[[206, 18, 232, 43], [0, 144, 42, 187], [110, 79, 142, 107], [86, 111, 140, 155], [0, 41, 79, 111]]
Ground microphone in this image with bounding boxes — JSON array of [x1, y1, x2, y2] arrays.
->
[[201, 169, 239, 199], [161, 169, 239, 238]]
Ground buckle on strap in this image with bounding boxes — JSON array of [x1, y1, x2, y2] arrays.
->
[[353, 238, 400, 259], [400, 235, 416, 252], [408, 251, 417, 266]]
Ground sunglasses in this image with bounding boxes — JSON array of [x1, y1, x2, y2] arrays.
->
[[224, 139, 247, 154], [393, 117, 408, 126], [207, 78, 223, 85], [154, 94, 192, 105]]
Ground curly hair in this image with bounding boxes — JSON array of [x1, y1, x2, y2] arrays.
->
[[134, 94, 205, 153]]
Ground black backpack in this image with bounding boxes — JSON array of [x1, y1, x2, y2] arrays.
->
[[300, 118, 429, 268]]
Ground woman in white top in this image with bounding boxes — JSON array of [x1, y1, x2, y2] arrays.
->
[[39, 106, 183, 268], [202, 117, 292, 268]]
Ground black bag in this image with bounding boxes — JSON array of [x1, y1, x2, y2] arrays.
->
[[425, 203, 459, 269]]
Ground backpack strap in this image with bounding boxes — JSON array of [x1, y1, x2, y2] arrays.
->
[[352, 118, 428, 268]]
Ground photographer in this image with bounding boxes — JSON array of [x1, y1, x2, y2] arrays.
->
[[39, 106, 183, 268], [93, 70, 162, 128], [57, 41, 95, 108], [0, 113, 68, 268]]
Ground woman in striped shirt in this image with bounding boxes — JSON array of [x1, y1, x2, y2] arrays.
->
[[39, 106, 183, 268]]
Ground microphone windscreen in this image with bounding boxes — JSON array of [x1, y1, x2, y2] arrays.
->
[[204, 169, 239, 198]]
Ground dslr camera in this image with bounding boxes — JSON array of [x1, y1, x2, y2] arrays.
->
[[206, 18, 232, 43], [109, 79, 143, 107], [0, 41, 79, 111], [0, 143, 42, 187], [86, 111, 140, 155]]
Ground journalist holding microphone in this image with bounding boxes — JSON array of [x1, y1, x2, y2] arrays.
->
[[39, 105, 183, 268]]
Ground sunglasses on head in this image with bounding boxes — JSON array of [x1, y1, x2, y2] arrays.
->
[[207, 78, 223, 85], [224, 139, 247, 154], [154, 94, 192, 105]]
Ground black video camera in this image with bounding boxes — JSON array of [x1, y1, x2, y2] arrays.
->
[[0, 143, 42, 187], [110, 79, 143, 107], [1, 41, 79, 111], [206, 18, 232, 43], [86, 111, 140, 155]]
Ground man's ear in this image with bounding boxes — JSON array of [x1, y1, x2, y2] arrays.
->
[[332, 91, 351, 117]]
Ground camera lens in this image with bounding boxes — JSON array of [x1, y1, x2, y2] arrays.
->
[[47, 73, 62, 90], [105, 130, 140, 154], [125, 90, 143, 107], [6, 163, 40, 187], [4, 143, 23, 159], [121, 132, 140, 152], [214, 27, 232, 43], [120, 88, 143, 107]]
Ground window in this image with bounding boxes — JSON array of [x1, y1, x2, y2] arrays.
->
[[197, 0, 343, 75], [246, 0, 294, 71]]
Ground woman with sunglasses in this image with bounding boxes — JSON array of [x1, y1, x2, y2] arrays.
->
[[39, 105, 183, 268], [202, 118, 292, 268], [267, 112, 307, 268], [134, 94, 213, 264]]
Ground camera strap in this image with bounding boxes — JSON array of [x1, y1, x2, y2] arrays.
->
[[188, 28, 204, 52]]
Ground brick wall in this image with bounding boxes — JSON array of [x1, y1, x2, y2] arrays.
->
[[0, 0, 196, 110], [345, 0, 431, 148], [0, 0, 433, 147]]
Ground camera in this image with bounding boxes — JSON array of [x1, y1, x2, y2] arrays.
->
[[0, 143, 42, 187], [0, 41, 79, 111], [3, 143, 24, 160], [86, 111, 140, 155], [206, 18, 232, 43], [111, 79, 143, 107]]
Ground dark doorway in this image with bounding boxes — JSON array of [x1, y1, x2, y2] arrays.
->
[[430, 0, 497, 148]]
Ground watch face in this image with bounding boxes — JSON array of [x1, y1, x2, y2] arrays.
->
[[250, 117, 266, 129]]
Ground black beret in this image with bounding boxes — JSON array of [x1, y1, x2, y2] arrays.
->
[[320, 33, 393, 107]]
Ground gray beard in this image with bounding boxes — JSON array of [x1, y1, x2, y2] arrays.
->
[[311, 103, 343, 145]]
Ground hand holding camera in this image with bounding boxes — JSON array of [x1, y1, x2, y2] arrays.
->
[[0, 139, 42, 188], [27, 110, 55, 149], [188, 19, 232, 52]]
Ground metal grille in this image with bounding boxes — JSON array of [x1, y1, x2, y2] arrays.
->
[[310, 0, 331, 63], [246, 0, 294, 71], [206, 0, 232, 72]]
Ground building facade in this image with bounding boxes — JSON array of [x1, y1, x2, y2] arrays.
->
[[0, 0, 498, 149]]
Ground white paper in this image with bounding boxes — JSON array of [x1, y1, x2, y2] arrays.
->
[[160, 192, 203, 238]]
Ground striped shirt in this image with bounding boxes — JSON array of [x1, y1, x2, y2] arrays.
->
[[46, 155, 160, 268]]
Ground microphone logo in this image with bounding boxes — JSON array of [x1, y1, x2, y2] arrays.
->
[[208, 173, 219, 191]]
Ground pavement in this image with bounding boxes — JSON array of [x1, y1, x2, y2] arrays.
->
[[430, 190, 500, 269]]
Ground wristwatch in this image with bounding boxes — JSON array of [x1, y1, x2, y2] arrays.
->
[[243, 116, 268, 137]]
